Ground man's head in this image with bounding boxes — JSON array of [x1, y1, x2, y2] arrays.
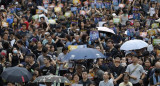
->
[[62, 47, 68, 54], [103, 71, 110, 80], [44, 56, 52, 64], [107, 40, 114, 48], [155, 62, 160, 68], [42, 47, 48, 56], [17, 40, 23, 48], [27, 53, 35, 63], [154, 68, 160, 76], [97, 58, 103, 66], [55, 24, 62, 33], [131, 53, 138, 63], [82, 70, 88, 80], [114, 57, 121, 65], [21, 23, 27, 30]]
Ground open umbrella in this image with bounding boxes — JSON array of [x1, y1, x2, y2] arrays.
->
[[64, 48, 105, 60], [1, 66, 32, 83], [97, 27, 115, 34], [120, 39, 149, 51], [33, 75, 70, 83]]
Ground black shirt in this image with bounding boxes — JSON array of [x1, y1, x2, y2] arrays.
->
[[40, 65, 56, 75], [110, 64, 125, 84], [55, 32, 65, 47], [79, 79, 92, 86], [27, 62, 39, 73]]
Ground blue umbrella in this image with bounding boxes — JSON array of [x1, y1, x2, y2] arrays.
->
[[64, 48, 105, 60]]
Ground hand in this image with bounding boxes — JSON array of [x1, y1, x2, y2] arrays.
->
[[130, 76, 137, 80], [156, 82, 160, 85], [113, 80, 117, 85], [139, 79, 143, 84]]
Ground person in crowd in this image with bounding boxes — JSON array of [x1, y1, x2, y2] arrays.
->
[[99, 71, 114, 86], [40, 56, 56, 75], [79, 70, 92, 86], [110, 57, 125, 86], [149, 68, 160, 86], [119, 73, 133, 86], [125, 53, 145, 86]]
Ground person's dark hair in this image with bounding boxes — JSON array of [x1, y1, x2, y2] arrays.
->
[[2, 42, 9, 49], [62, 47, 68, 52], [66, 35, 72, 42], [0, 55, 4, 62], [107, 40, 114, 44], [42, 47, 48, 53], [17, 40, 23, 45], [26, 53, 36, 59], [44, 56, 52, 62], [155, 68, 160, 74], [89, 81, 96, 86], [15, 33, 22, 39], [56, 24, 61, 29], [82, 70, 88, 74], [72, 73, 79, 80], [21, 23, 27, 26], [40, 17, 45, 20]]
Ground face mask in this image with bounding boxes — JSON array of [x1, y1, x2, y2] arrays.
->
[[13, 50, 18, 54], [121, 63, 126, 67]]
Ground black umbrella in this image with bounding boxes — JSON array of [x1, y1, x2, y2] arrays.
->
[[33, 75, 70, 83], [1, 66, 32, 83]]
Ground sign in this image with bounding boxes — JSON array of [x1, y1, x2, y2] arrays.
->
[[152, 23, 159, 28], [32, 15, 39, 20], [58, 4, 64, 8], [140, 32, 147, 38], [148, 29, 156, 36], [48, 19, 56, 24], [54, 7, 61, 12], [71, 7, 77, 12], [119, 4, 125, 8], [157, 50, 160, 56], [64, 12, 71, 17], [73, 0, 80, 5], [43, 0, 49, 4], [80, 10, 86, 15], [153, 39, 160, 45], [113, 17, 120, 23], [36, 9, 43, 14], [98, 21, 106, 27], [90, 31, 99, 41], [2, 22, 8, 27], [68, 45, 87, 51]]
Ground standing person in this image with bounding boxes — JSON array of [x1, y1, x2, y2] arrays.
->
[[57, 47, 69, 86], [37, 47, 52, 67], [40, 56, 56, 75], [119, 73, 133, 86], [125, 54, 145, 86], [79, 70, 92, 86], [0, 55, 5, 85], [9, 47, 24, 67], [110, 57, 125, 86], [99, 71, 114, 86], [149, 68, 160, 86]]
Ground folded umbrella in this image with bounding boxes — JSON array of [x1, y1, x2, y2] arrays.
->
[[1, 66, 32, 83]]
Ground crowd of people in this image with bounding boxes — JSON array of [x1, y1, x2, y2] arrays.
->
[[0, 0, 160, 86]]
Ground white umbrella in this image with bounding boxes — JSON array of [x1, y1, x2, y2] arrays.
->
[[97, 27, 115, 34], [120, 39, 149, 50]]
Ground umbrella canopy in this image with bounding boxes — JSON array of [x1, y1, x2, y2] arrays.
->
[[120, 39, 149, 51], [97, 27, 115, 34], [64, 48, 105, 60], [1, 66, 32, 83], [33, 75, 70, 83]]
